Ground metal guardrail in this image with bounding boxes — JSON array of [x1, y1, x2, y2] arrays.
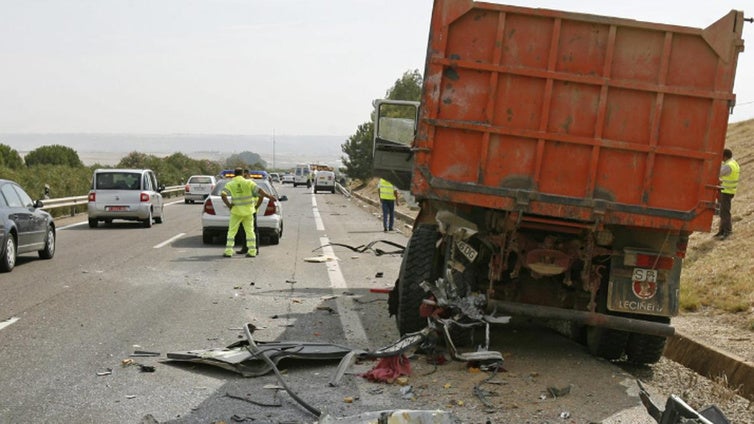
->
[[40, 185, 184, 217]]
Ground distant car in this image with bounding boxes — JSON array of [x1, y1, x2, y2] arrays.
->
[[201, 178, 287, 245], [87, 168, 165, 228], [282, 174, 295, 184], [270, 173, 281, 183], [184, 175, 217, 204], [313, 170, 336, 193], [0, 179, 56, 272]]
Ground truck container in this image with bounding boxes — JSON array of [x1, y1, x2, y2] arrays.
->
[[373, 0, 745, 363]]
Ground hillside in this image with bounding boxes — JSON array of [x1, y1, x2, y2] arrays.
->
[[674, 118, 754, 359]]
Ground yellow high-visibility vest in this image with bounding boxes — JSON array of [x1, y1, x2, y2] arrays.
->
[[223, 176, 257, 216], [378, 179, 396, 200], [721, 159, 740, 195]]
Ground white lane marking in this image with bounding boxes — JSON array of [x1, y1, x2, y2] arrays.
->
[[320, 236, 369, 346], [166, 199, 184, 206], [0, 317, 20, 331], [58, 221, 88, 230], [154, 233, 185, 248], [312, 195, 324, 231]]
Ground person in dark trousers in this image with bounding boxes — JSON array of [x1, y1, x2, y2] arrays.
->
[[715, 148, 740, 240], [378, 178, 399, 232]]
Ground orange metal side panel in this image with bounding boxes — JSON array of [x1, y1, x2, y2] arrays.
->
[[413, 0, 745, 232]]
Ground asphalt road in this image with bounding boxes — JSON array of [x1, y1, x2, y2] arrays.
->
[[0, 185, 660, 423]]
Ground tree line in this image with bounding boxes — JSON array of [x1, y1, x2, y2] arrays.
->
[[0, 143, 268, 201]]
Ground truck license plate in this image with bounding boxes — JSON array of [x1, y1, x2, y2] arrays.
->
[[632, 268, 658, 283]]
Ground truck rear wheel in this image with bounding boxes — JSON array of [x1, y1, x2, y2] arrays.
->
[[396, 225, 441, 335], [625, 316, 669, 364]]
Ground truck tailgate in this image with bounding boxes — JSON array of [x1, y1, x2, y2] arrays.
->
[[414, 0, 745, 232]]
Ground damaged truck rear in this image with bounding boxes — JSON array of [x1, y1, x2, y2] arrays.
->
[[374, 0, 745, 363]]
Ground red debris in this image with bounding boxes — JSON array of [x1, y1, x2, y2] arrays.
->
[[361, 354, 412, 383]]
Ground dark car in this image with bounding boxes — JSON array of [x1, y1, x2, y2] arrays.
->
[[0, 179, 56, 272]]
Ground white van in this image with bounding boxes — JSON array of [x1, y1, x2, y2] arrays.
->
[[313, 170, 336, 193], [293, 164, 312, 188]]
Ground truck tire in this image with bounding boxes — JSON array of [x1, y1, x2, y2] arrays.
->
[[396, 225, 441, 335], [625, 316, 669, 364]]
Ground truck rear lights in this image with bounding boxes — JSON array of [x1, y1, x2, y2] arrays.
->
[[140, 192, 150, 202], [623, 250, 675, 270], [203, 201, 216, 215]]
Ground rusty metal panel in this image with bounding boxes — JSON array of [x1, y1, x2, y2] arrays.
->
[[414, 0, 744, 232]]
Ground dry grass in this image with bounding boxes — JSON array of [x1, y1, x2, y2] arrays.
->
[[679, 118, 754, 329]]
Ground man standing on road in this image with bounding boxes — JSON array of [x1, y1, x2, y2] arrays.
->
[[236, 169, 263, 255], [715, 148, 740, 240], [221, 167, 275, 257], [378, 178, 399, 232]]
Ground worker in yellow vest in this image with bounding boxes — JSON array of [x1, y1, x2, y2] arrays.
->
[[715, 148, 740, 240], [221, 167, 275, 257], [378, 178, 399, 232]]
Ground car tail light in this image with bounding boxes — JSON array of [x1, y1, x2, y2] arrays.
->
[[140, 192, 150, 202], [88, 192, 96, 202], [185, 184, 190, 192], [204, 200, 216, 215], [624, 251, 675, 270], [264, 199, 277, 216]]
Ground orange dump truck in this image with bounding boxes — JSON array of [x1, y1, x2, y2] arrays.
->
[[373, 0, 746, 363]]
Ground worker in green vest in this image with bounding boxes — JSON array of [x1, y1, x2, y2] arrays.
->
[[715, 148, 740, 240], [221, 167, 275, 257], [378, 178, 399, 232], [236, 169, 263, 255]]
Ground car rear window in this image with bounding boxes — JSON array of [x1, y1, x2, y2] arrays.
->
[[95, 172, 142, 190], [189, 176, 213, 184]]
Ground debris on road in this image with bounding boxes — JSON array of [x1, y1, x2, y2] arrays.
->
[[96, 369, 112, 377], [314, 239, 405, 256]]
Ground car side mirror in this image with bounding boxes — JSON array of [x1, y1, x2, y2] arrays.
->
[[158, 184, 165, 192], [34, 200, 45, 208], [279, 195, 288, 201]]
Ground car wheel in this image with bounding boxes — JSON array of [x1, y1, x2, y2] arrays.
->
[[269, 231, 280, 245], [331, 187, 335, 194], [38, 226, 56, 259], [202, 230, 214, 244], [1, 233, 17, 272], [155, 206, 164, 224], [184, 199, 190, 204], [142, 210, 153, 228], [88, 218, 98, 228]]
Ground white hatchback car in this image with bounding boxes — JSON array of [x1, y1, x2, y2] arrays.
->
[[87, 169, 165, 228], [201, 178, 287, 245], [184, 175, 217, 204]]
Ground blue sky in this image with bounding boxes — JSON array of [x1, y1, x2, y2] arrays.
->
[[1, 0, 752, 137]]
